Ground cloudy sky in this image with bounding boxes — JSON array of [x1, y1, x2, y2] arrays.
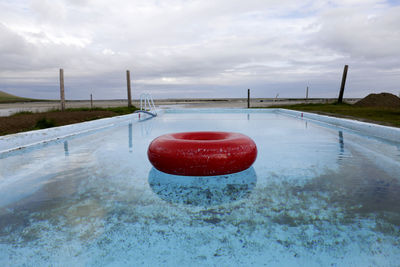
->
[[0, 0, 399, 100]]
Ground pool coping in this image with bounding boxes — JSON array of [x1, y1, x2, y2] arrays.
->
[[278, 109, 400, 143], [0, 112, 142, 154], [1, 108, 399, 154]]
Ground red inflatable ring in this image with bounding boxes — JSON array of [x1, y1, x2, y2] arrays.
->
[[147, 131, 257, 176]]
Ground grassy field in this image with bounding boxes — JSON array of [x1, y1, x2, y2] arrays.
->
[[11, 106, 140, 116], [0, 91, 38, 103], [62, 106, 139, 115], [1, 106, 139, 135], [266, 103, 400, 127]]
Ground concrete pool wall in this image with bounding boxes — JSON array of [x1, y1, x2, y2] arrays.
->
[[279, 109, 400, 143], [0, 113, 141, 153], [1, 108, 399, 154]]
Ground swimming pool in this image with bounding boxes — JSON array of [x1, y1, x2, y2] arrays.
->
[[1, 109, 399, 266]]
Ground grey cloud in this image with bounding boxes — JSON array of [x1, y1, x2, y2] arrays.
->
[[31, 0, 67, 22], [315, 6, 400, 59], [0, 23, 33, 70], [0, 0, 399, 99]]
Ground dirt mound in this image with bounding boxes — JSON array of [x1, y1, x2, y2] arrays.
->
[[354, 92, 400, 108]]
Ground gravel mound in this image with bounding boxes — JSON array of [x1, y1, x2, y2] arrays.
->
[[354, 92, 400, 108]]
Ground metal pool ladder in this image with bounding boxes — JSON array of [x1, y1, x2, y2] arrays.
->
[[135, 93, 157, 118]]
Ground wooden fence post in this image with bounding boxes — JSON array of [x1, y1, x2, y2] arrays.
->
[[247, 89, 250, 108], [338, 65, 348, 103], [90, 93, 93, 109], [126, 70, 132, 107], [59, 68, 65, 111], [306, 86, 309, 100]]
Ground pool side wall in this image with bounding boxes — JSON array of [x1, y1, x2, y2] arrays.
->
[[0, 113, 143, 154], [278, 109, 400, 143]]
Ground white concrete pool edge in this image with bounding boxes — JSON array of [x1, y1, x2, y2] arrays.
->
[[1, 108, 399, 154], [279, 109, 400, 143], [0, 112, 145, 154]]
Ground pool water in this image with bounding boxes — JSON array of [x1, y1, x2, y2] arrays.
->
[[0, 110, 400, 266]]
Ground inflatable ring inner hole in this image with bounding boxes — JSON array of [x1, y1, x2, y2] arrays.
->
[[174, 132, 229, 141]]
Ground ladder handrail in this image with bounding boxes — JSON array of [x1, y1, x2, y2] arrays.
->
[[138, 93, 157, 117], [134, 110, 156, 116]]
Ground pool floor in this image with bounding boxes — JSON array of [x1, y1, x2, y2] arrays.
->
[[0, 110, 400, 266]]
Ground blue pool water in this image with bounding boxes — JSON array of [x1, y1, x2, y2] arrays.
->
[[0, 110, 400, 266]]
